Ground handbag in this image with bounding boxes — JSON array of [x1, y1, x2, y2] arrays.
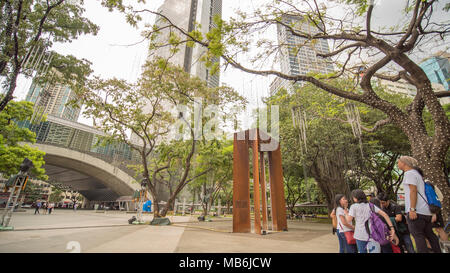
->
[[339, 222, 356, 245]]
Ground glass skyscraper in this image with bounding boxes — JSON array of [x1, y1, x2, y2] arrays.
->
[[270, 15, 334, 96], [25, 79, 81, 122], [419, 54, 450, 91], [151, 0, 222, 88]]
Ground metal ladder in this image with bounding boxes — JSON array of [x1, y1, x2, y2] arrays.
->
[[1, 173, 28, 229]]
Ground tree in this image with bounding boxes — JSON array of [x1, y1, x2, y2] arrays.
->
[[265, 80, 420, 211], [189, 139, 233, 216], [48, 187, 63, 203], [23, 182, 45, 203], [0, 99, 46, 180], [117, 0, 450, 215], [0, 0, 99, 111], [79, 59, 245, 217]]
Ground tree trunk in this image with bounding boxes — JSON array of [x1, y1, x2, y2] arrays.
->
[[413, 147, 450, 219], [147, 186, 161, 218], [0, 68, 19, 112], [310, 154, 352, 213]]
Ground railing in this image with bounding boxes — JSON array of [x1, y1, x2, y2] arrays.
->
[[35, 140, 141, 178], [17, 117, 142, 178]]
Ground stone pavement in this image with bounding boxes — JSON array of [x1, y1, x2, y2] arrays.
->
[[0, 209, 338, 253]]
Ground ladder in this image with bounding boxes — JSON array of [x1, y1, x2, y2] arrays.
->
[[1, 173, 28, 229]]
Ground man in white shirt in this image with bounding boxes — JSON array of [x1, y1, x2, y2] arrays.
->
[[398, 156, 441, 253]]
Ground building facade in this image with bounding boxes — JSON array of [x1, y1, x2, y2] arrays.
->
[[25, 79, 81, 122], [270, 15, 334, 96], [378, 78, 450, 105], [151, 0, 222, 88], [419, 53, 450, 91]]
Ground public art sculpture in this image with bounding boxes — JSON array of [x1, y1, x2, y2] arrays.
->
[[232, 128, 288, 234]]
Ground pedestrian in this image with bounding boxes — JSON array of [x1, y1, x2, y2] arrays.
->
[[370, 197, 403, 253], [334, 194, 357, 253], [48, 202, 54, 214], [426, 180, 448, 242], [73, 202, 77, 212], [397, 156, 441, 253], [377, 192, 415, 253], [34, 200, 41, 215], [42, 202, 47, 215], [330, 208, 337, 235], [346, 189, 397, 253]]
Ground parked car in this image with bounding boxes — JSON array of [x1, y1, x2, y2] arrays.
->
[[21, 204, 32, 208]]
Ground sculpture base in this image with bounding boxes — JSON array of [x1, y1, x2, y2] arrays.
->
[[150, 217, 171, 226]]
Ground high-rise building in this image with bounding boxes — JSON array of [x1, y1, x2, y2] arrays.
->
[[25, 78, 81, 122], [377, 78, 449, 105], [419, 53, 450, 91], [270, 14, 334, 96], [151, 0, 222, 88]]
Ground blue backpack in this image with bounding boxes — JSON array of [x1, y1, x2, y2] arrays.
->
[[418, 181, 442, 214]]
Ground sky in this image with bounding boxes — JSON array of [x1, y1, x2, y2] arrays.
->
[[12, 0, 449, 127]]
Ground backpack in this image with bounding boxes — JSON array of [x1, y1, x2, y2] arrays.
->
[[365, 203, 390, 246], [418, 181, 442, 214]]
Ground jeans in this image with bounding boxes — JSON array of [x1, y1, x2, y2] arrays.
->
[[406, 213, 441, 253], [401, 233, 415, 253], [337, 230, 357, 253], [337, 230, 346, 253], [380, 243, 393, 253], [356, 240, 368, 253]]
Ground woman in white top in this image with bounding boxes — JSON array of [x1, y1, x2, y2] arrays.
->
[[345, 189, 397, 253], [334, 194, 357, 253]]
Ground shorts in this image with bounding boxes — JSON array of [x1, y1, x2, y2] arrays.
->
[[432, 210, 444, 228]]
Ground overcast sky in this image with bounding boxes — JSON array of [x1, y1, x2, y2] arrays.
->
[[13, 0, 449, 127]]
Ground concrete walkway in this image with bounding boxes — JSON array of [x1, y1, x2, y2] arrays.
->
[[0, 209, 338, 253]]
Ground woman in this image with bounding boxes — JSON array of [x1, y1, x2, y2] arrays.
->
[[346, 189, 398, 253], [334, 194, 357, 253]]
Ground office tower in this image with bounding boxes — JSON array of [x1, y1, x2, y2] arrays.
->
[[25, 79, 81, 122], [270, 14, 334, 96], [419, 52, 450, 91], [377, 78, 449, 105], [151, 0, 222, 88]]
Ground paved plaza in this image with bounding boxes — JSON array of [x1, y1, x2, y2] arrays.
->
[[0, 209, 337, 253]]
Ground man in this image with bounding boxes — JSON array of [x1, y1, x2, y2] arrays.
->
[[34, 200, 41, 215], [377, 192, 415, 253], [48, 202, 54, 214], [397, 156, 441, 253]]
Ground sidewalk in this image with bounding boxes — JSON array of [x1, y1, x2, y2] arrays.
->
[[0, 210, 338, 253]]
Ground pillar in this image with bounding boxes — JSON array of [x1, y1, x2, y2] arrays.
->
[[268, 144, 288, 231], [232, 132, 251, 233]]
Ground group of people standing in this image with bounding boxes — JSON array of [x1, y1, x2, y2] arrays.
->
[[34, 201, 55, 215], [331, 155, 447, 253]]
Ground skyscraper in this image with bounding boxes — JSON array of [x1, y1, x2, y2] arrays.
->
[[419, 53, 450, 91], [25, 79, 81, 122], [270, 15, 334, 96], [151, 0, 222, 87]]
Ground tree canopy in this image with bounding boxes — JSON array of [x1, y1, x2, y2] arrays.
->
[[0, 0, 99, 111], [79, 58, 246, 217], [0, 99, 46, 180]]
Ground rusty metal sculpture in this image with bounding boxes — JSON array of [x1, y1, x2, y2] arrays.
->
[[232, 128, 288, 234]]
